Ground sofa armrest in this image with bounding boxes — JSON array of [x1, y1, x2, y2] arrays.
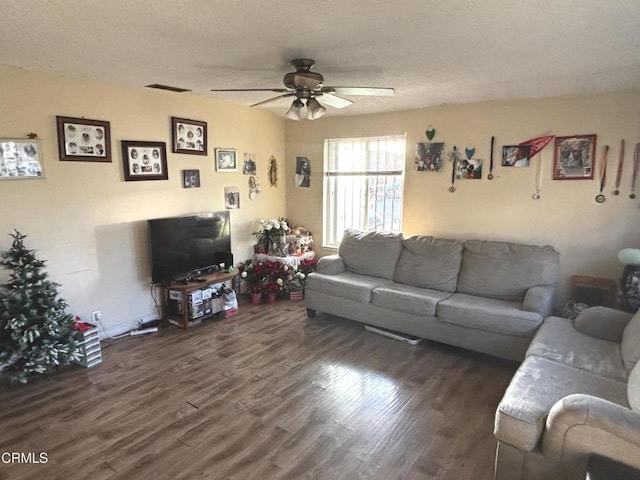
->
[[522, 285, 555, 317], [573, 306, 633, 342], [315, 255, 346, 275], [543, 394, 640, 470]]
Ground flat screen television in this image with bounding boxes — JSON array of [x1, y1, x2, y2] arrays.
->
[[147, 211, 232, 284]]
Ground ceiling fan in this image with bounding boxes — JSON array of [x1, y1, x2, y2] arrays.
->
[[210, 59, 395, 120]]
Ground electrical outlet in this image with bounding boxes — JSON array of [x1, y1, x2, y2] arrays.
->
[[137, 318, 144, 326], [91, 310, 101, 323]]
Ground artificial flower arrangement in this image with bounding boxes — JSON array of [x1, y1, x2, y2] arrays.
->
[[253, 218, 289, 254]]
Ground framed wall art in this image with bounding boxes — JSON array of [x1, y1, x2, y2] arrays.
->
[[121, 141, 168, 181], [502, 145, 531, 167], [215, 148, 237, 172], [553, 134, 596, 180], [415, 142, 445, 171], [0, 139, 44, 179], [183, 169, 200, 188], [56, 116, 111, 162], [171, 117, 207, 155]]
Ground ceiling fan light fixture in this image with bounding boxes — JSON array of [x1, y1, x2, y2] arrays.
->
[[286, 98, 304, 120], [306, 97, 326, 120]]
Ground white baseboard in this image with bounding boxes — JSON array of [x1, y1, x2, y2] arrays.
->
[[364, 325, 422, 345]]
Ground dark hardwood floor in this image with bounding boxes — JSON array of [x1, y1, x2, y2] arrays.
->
[[0, 300, 518, 480]]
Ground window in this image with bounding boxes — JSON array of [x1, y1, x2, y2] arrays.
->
[[323, 135, 406, 248]]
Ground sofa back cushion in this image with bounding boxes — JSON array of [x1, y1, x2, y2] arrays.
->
[[393, 235, 463, 292], [622, 310, 640, 371], [628, 360, 640, 411], [338, 229, 403, 279], [457, 240, 559, 301]]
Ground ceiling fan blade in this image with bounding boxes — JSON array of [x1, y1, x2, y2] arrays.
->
[[326, 86, 395, 96], [210, 88, 290, 93], [317, 93, 353, 109], [250, 93, 294, 107]]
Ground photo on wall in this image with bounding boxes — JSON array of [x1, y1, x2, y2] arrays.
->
[[415, 142, 445, 171], [182, 169, 200, 188], [456, 158, 483, 180], [295, 156, 311, 187], [502, 145, 531, 167], [224, 186, 240, 209], [242, 153, 257, 175]]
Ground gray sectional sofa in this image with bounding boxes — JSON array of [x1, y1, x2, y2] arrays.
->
[[494, 306, 640, 479], [304, 229, 560, 361]]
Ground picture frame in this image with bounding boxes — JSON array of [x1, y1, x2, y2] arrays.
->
[[224, 186, 240, 209], [183, 169, 200, 188], [553, 134, 596, 180], [0, 138, 45, 179], [415, 142, 445, 172], [121, 141, 168, 181], [171, 117, 207, 155], [215, 148, 237, 172], [502, 145, 531, 167], [56, 116, 111, 162]]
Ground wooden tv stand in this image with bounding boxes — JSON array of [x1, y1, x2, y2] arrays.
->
[[161, 268, 239, 329]]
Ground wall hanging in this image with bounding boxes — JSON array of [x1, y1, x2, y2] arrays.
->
[[295, 156, 311, 187], [225, 186, 240, 209], [269, 155, 278, 187], [613, 139, 625, 196], [215, 148, 237, 172], [502, 145, 531, 167], [171, 117, 207, 155], [242, 153, 257, 175], [552, 134, 597, 180], [0, 138, 44, 179], [415, 142, 445, 171], [248, 175, 261, 200], [121, 141, 168, 181], [56, 116, 111, 162], [630, 143, 640, 199], [183, 169, 200, 188], [595, 145, 609, 203]]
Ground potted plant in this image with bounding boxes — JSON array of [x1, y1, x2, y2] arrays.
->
[[240, 259, 269, 304], [264, 281, 281, 303], [253, 218, 289, 257]]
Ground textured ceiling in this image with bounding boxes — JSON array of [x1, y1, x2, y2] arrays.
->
[[1, 0, 639, 119]]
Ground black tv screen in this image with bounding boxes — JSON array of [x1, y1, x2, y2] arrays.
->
[[148, 211, 231, 284]]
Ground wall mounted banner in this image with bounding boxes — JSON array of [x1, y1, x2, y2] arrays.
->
[[519, 135, 555, 158]]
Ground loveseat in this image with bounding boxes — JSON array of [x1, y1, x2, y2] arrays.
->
[[304, 229, 559, 361], [494, 307, 640, 479]]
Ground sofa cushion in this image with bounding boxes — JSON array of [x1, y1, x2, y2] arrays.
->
[[527, 316, 627, 381], [494, 356, 629, 452], [457, 240, 559, 301], [304, 271, 391, 303], [622, 310, 640, 371], [629, 361, 640, 412], [371, 283, 454, 316], [393, 235, 463, 292], [437, 293, 543, 337], [338, 229, 403, 280]]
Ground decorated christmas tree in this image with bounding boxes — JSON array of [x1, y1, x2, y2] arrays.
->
[[0, 230, 79, 384]]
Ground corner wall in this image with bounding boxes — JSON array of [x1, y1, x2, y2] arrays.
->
[[0, 66, 286, 334], [285, 91, 640, 308]]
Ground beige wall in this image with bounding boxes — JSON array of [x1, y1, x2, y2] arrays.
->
[[0, 66, 286, 334], [286, 91, 640, 308]]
